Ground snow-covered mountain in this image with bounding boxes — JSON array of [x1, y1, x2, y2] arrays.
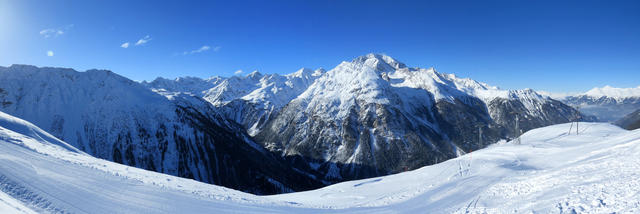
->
[[553, 85, 640, 122], [2, 110, 638, 213], [144, 68, 325, 135], [144, 76, 225, 96], [0, 54, 592, 194], [147, 54, 589, 183], [254, 54, 589, 182], [0, 65, 322, 195]]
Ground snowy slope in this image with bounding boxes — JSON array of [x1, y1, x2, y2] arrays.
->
[[268, 122, 640, 213], [0, 191, 35, 214], [2, 109, 638, 213], [0, 110, 317, 213]]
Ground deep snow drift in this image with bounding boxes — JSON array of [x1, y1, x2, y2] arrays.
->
[[1, 110, 639, 213]]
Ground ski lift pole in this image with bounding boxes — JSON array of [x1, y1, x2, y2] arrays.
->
[[509, 111, 521, 144], [576, 106, 581, 135], [474, 123, 484, 146]]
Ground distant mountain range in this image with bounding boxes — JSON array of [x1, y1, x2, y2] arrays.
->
[[0, 54, 592, 194], [541, 86, 640, 122]]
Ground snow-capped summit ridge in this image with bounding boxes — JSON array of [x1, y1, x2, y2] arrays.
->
[[328, 54, 544, 104], [246, 70, 263, 79], [348, 53, 407, 72]]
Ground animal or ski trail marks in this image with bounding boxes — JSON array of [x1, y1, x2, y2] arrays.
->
[[0, 174, 72, 213]]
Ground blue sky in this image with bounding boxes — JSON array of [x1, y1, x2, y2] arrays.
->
[[1, 0, 639, 92]]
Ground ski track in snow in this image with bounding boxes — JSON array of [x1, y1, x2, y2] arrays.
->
[[1, 107, 639, 213]]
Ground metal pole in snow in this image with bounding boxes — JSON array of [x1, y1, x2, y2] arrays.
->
[[576, 106, 580, 135], [509, 111, 521, 144], [515, 114, 521, 145], [568, 122, 574, 135]]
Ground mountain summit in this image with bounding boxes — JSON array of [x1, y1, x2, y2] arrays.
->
[[253, 54, 588, 181]]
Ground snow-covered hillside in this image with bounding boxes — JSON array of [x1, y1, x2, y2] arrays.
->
[[269, 122, 640, 213], [0, 110, 311, 213], [2, 110, 638, 213], [0, 65, 322, 195]]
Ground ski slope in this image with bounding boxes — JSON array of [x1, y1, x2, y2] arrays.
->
[[1, 110, 639, 213], [269, 122, 640, 213], [0, 111, 315, 213]]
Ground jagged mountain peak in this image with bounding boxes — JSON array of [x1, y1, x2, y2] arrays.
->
[[246, 70, 263, 79], [312, 54, 545, 105], [355, 53, 407, 68], [287, 67, 326, 78], [346, 53, 407, 72]]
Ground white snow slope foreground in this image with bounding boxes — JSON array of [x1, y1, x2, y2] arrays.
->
[[1, 110, 639, 213]]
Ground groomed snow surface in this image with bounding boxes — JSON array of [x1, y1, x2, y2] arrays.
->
[[1, 110, 639, 213]]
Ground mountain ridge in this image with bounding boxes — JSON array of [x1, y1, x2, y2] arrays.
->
[[1, 53, 592, 192], [548, 85, 640, 122], [0, 64, 324, 195]]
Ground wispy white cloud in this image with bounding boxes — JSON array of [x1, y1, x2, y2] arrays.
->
[[120, 42, 130, 48], [47, 50, 54, 57], [182, 45, 218, 55], [40, 24, 73, 38], [194, 45, 211, 53], [234, 70, 243, 75], [135, 35, 151, 46], [40, 29, 63, 38]]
